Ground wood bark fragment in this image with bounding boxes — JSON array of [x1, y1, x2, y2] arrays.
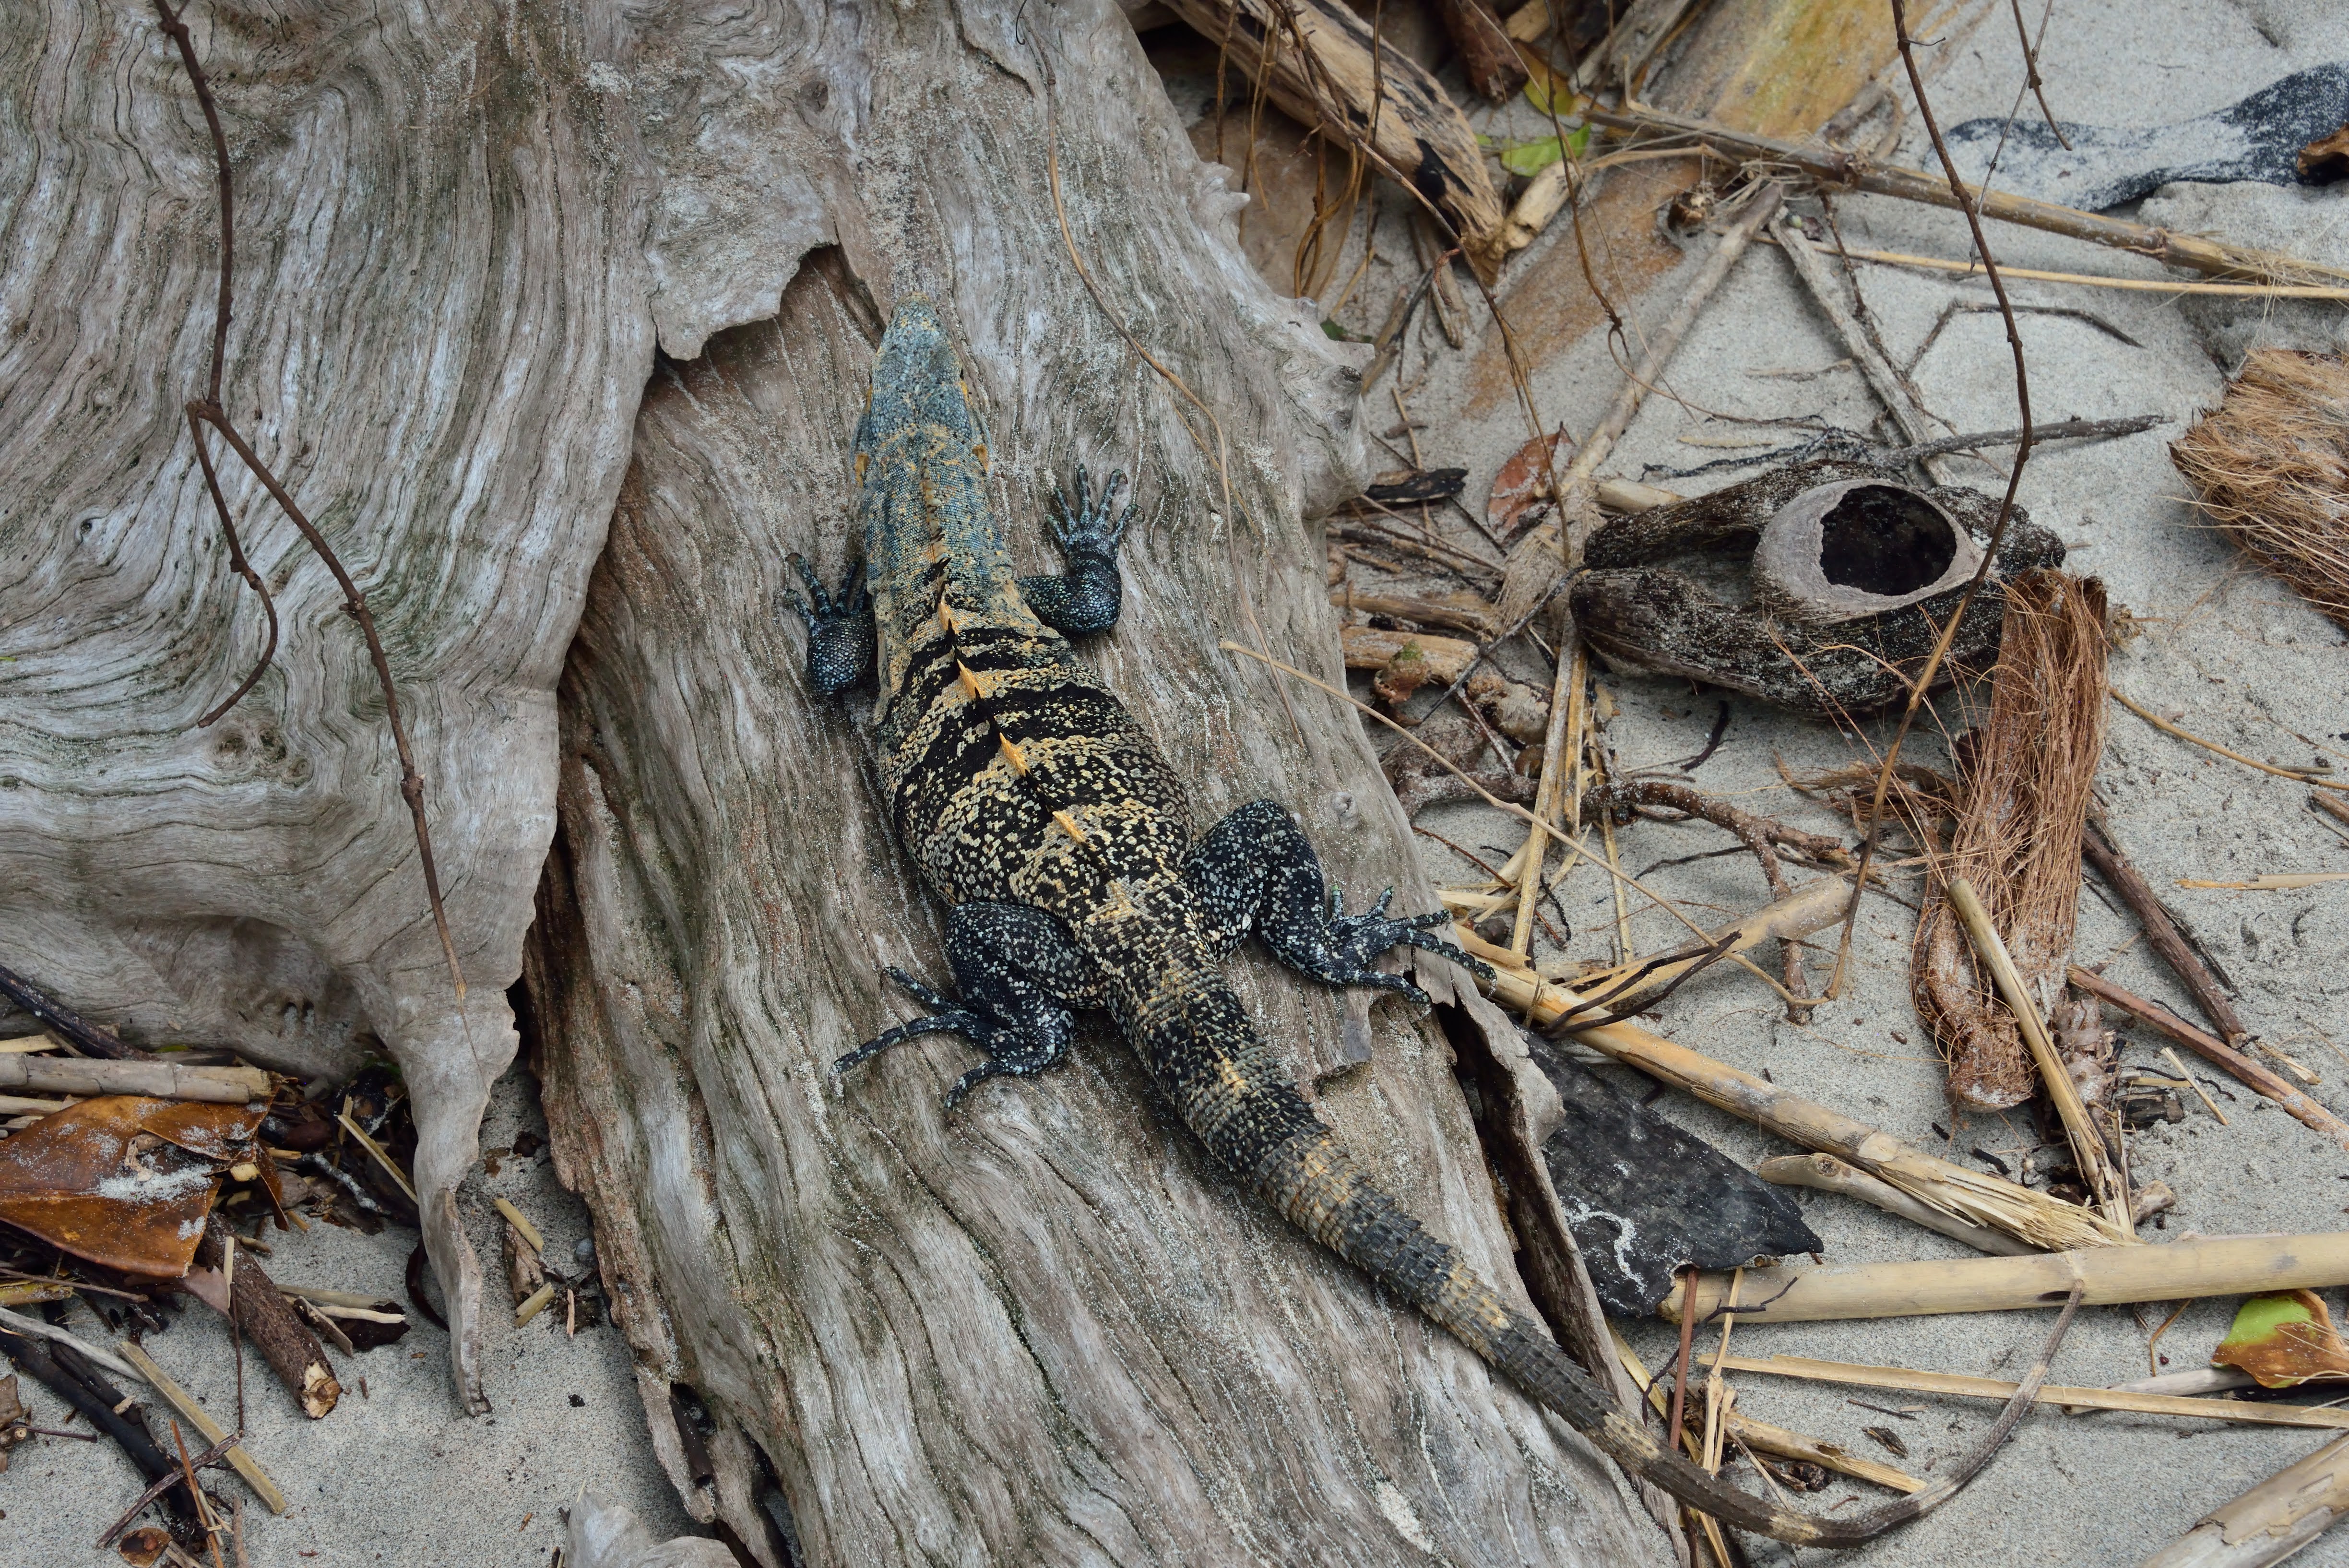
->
[[1429, 0, 1529, 102], [1470, 954, 2130, 1250], [2138, 1432, 2349, 1568], [192, 1223, 338, 1420], [1665, 1233, 2349, 1324], [0, 1058, 267, 1105]]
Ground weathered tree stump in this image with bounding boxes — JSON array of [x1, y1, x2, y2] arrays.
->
[[522, 2, 1668, 1561]]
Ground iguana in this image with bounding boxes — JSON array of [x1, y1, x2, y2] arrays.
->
[[795, 296, 2040, 1549]]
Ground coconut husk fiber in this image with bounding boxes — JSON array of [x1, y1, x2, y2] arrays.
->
[[1913, 571, 2112, 1111], [2172, 349, 2349, 631]]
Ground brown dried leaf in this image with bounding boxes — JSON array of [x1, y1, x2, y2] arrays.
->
[[2212, 1289, 2349, 1388], [1487, 429, 1569, 538], [117, 1526, 172, 1567], [0, 1096, 264, 1278]]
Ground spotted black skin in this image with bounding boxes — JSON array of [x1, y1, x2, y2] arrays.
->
[[812, 297, 1922, 1550]]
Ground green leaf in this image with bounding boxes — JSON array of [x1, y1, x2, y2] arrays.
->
[[1499, 137, 1564, 178], [1495, 124, 1586, 179]]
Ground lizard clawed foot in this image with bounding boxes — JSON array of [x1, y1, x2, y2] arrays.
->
[[784, 553, 876, 696], [1049, 464, 1136, 558], [1318, 887, 1495, 1002], [835, 965, 1071, 1111]]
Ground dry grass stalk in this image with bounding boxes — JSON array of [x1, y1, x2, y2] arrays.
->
[[1913, 571, 2110, 1109], [2172, 351, 2349, 631]]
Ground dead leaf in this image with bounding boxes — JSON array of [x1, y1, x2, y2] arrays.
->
[[2212, 1289, 2349, 1388], [1486, 430, 1569, 538], [1861, 1425, 1909, 1458], [118, 1525, 172, 1566], [0, 1096, 265, 1278]]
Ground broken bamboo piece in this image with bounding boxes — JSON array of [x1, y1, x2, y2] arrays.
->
[[0, 1056, 268, 1105], [1582, 103, 2349, 288], [1758, 1153, 2033, 1257], [1566, 878, 1851, 1013], [1706, 1352, 2349, 1433], [1509, 645, 1585, 959], [1154, 0, 1505, 274], [1664, 1232, 2349, 1325], [2084, 803, 2253, 1046], [2066, 966, 2349, 1152], [114, 1341, 289, 1514], [2139, 1432, 2349, 1567], [1946, 877, 2133, 1236], [1468, 953, 2131, 1251]]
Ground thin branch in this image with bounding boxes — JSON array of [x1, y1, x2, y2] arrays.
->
[[151, 0, 465, 1005], [2008, 0, 2070, 150], [1829, 0, 2039, 1002]]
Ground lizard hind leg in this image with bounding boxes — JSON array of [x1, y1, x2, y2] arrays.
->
[[1185, 799, 1491, 1004], [1017, 464, 1134, 636], [835, 903, 1107, 1110]]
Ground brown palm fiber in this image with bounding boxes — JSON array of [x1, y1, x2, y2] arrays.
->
[[2171, 350, 2349, 632], [1912, 571, 2111, 1110]]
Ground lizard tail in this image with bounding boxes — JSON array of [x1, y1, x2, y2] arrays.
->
[[1250, 1117, 1994, 1550]]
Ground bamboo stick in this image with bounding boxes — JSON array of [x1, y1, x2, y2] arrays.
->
[[2067, 966, 2349, 1151], [1663, 1233, 2349, 1325], [2139, 1433, 2349, 1567], [1582, 103, 2349, 288], [1758, 1153, 2034, 1257], [0, 1056, 268, 1105], [1469, 955, 2128, 1250], [1710, 1351, 2349, 1433], [1946, 878, 2133, 1235], [1610, 1331, 1926, 1496], [115, 1341, 289, 1513], [1810, 241, 2349, 300]]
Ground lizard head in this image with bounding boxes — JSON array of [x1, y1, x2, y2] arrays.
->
[[854, 294, 988, 483]]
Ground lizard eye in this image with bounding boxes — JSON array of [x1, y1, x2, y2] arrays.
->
[[972, 443, 987, 471]]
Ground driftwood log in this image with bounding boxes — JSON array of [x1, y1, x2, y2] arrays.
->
[[519, 0, 1672, 1545], [8, 0, 1674, 1558]]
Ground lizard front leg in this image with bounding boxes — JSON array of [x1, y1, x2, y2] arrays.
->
[[837, 903, 1109, 1108], [784, 553, 876, 696], [1185, 799, 1490, 1003], [1017, 464, 1133, 636]]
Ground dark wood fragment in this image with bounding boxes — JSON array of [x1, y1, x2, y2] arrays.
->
[[192, 1222, 339, 1419], [1431, 0, 1530, 101], [2083, 801, 2252, 1045]]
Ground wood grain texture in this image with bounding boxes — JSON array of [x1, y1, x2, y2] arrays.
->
[[0, 0, 657, 1407], [522, 2, 1668, 1560]]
